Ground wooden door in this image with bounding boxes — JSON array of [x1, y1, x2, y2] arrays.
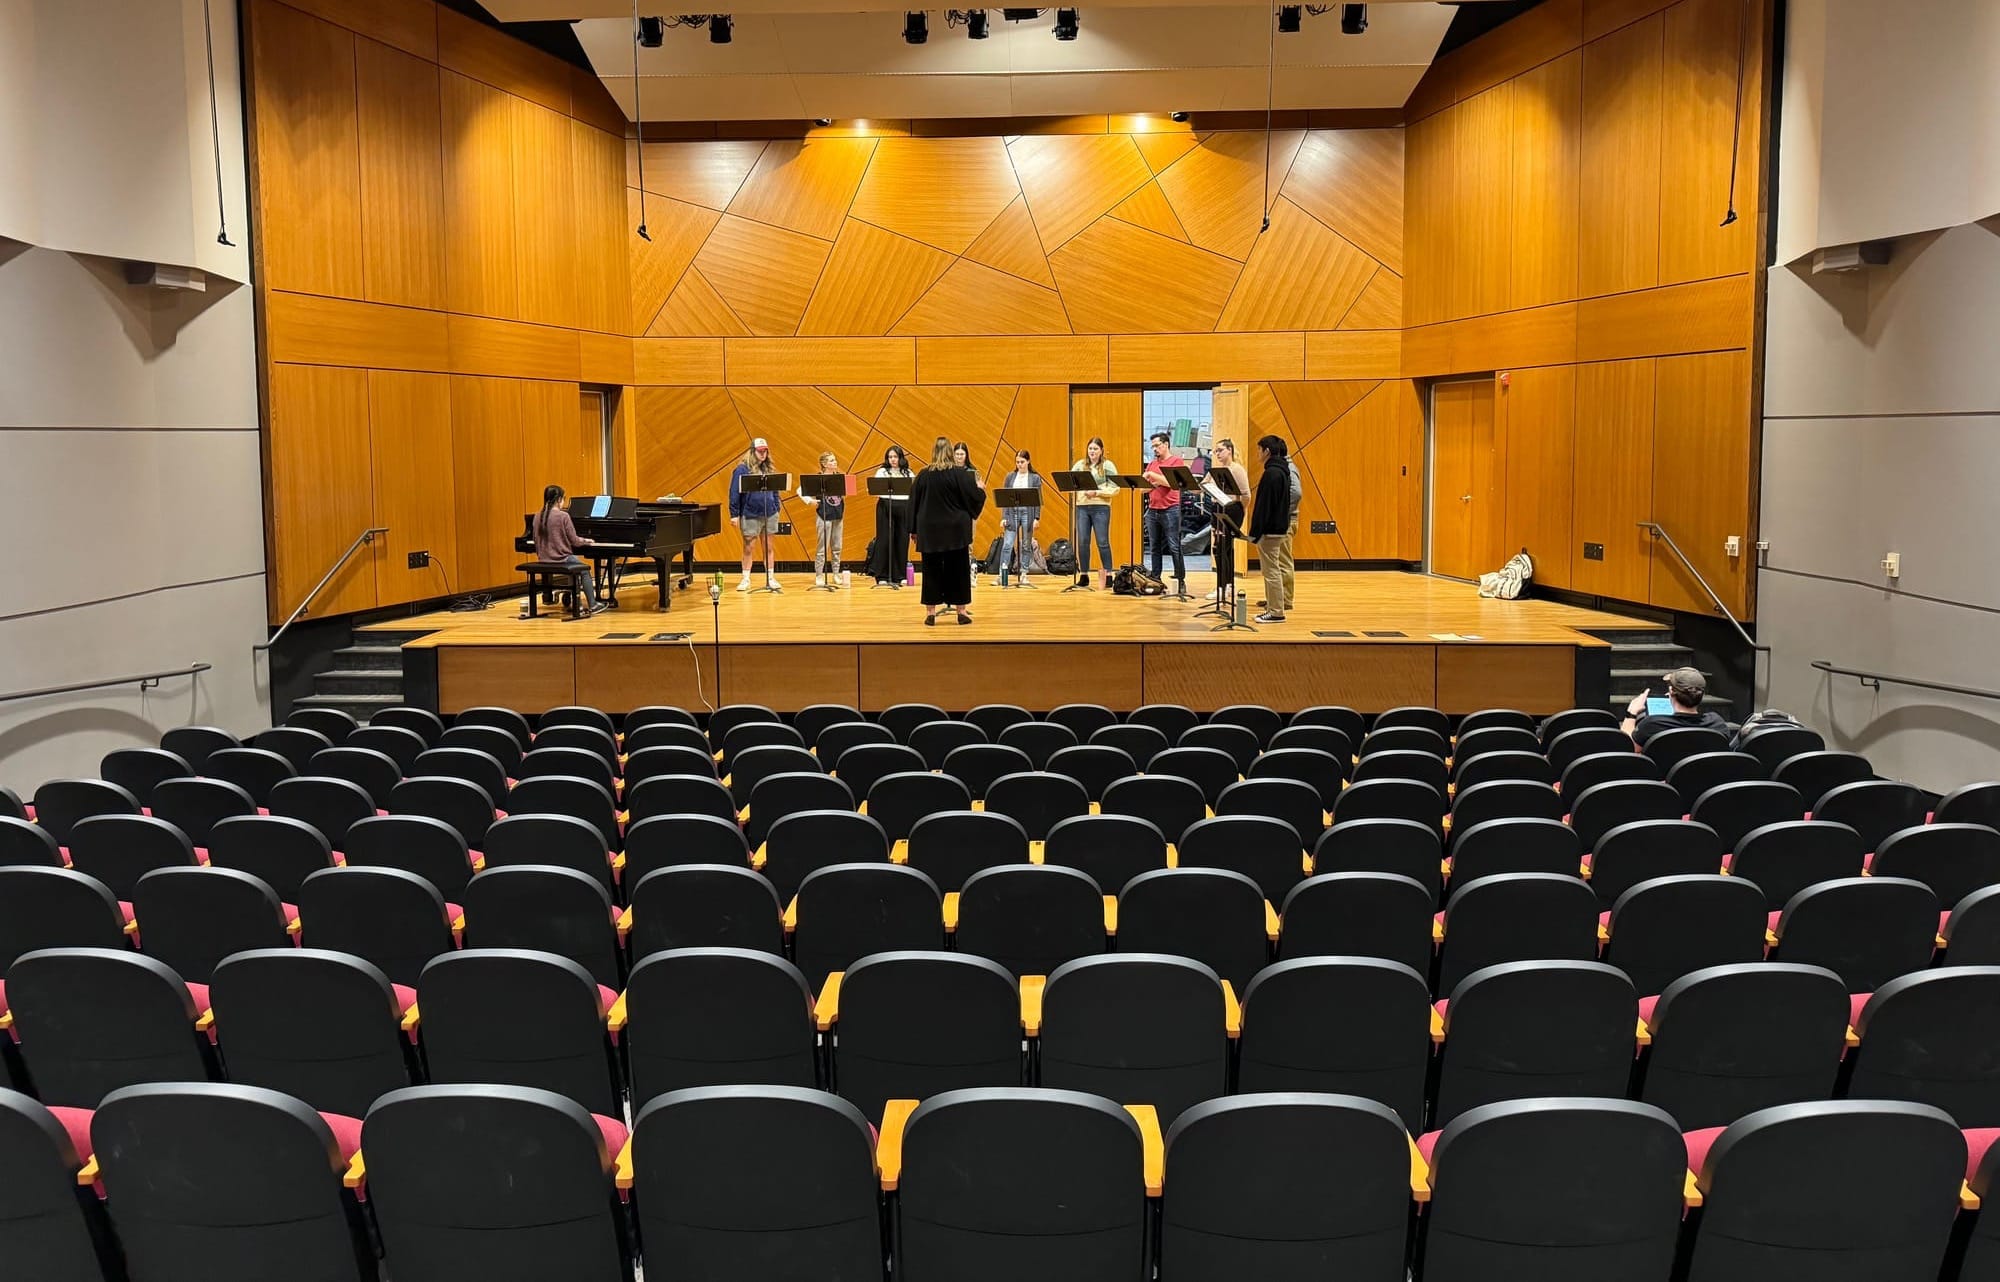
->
[[1070, 388, 1141, 566], [578, 390, 608, 492], [1430, 379, 1501, 580]]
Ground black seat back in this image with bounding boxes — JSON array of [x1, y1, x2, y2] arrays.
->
[[308, 745, 403, 807], [210, 948, 410, 1117], [745, 772, 854, 850], [410, 747, 509, 806], [1559, 750, 1661, 798], [8, 948, 210, 1107], [965, 704, 1034, 739], [1448, 817, 1582, 891], [1947, 884, 2000, 965], [1603, 874, 1768, 997], [877, 704, 949, 744], [1314, 817, 1443, 903], [484, 814, 616, 897], [624, 775, 737, 828], [624, 948, 816, 1106], [792, 864, 943, 987], [1588, 819, 1723, 908], [1048, 704, 1120, 740], [31, 779, 141, 847], [1546, 726, 1635, 777], [1452, 749, 1554, 790], [1730, 819, 1865, 908], [388, 776, 494, 852], [1774, 750, 1874, 810], [1047, 745, 1136, 803], [253, 726, 334, 774], [1434, 961, 1638, 1128], [1041, 953, 1228, 1126], [1570, 779, 1685, 852], [453, 707, 533, 749], [0, 815, 63, 868], [1436, 873, 1599, 995], [622, 744, 717, 787], [983, 772, 1089, 843], [996, 723, 1080, 771], [203, 747, 296, 806], [763, 810, 888, 903], [1237, 958, 1430, 1128], [833, 951, 1021, 1123], [371, 705, 445, 746], [505, 777, 620, 852], [150, 777, 258, 847], [1690, 780, 1807, 853], [1772, 876, 1939, 992], [0, 1086, 122, 1279], [1811, 780, 1929, 851], [1639, 962, 1849, 1130], [832, 743, 925, 802], [1850, 967, 2000, 1124], [1291, 704, 1366, 745], [1090, 723, 1170, 769], [1180, 724, 1259, 773], [463, 866, 622, 989], [814, 721, 895, 769], [100, 747, 191, 808], [132, 866, 291, 984], [0, 867, 128, 972], [296, 867, 455, 988], [1872, 823, 2000, 908], [1101, 773, 1207, 844], [160, 725, 238, 772], [1643, 726, 1732, 771], [68, 814, 196, 900], [911, 719, 987, 771], [1117, 868, 1269, 990], [956, 864, 1106, 978], [865, 771, 971, 844], [420, 949, 619, 1116], [1217, 776, 1323, 841], [1666, 751, 1764, 810], [1179, 813, 1308, 903], [343, 813, 473, 902], [1277, 872, 1434, 977], [267, 778, 375, 852], [1043, 814, 1166, 894], [438, 724, 523, 774], [1736, 724, 1827, 775], [626, 865, 781, 959], [1146, 747, 1240, 808], [1331, 777, 1445, 838]]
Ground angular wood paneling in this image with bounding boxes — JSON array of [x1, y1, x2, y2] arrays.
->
[[1579, 14, 1664, 298], [1272, 382, 1377, 448], [274, 0, 437, 60], [1574, 274, 1751, 362], [511, 100, 578, 329], [893, 262, 1072, 337], [1108, 182, 1189, 242], [1070, 387, 1142, 564], [1292, 380, 1421, 560], [252, 0, 362, 298], [571, 121, 629, 335], [449, 376, 528, 590], [1584, 0, 1678, 42], [1658, 0, 1759, 285], [1108, 334, 1304, 384], [1499, 365, 1577, 589], [825, 386, 895, 424], [1341, 270, 1402, 330], [1217, 198, 1376, 332], [1282, 128, 1404, 276], [355, 37, 445, 309], [632, 339, 727, 385], [1571, 359, 1655, 599], [1508, 51, 1581, 311], [577, 332, 634, 385], [440, 69, 518, 318], [726, 138, 877, 242], [1155, 129, 1307, 262], [650, 268, 751, 337], [1451, 0, 1585, 104], [368, 371, 455, 606], [633, 387, 749, 499], [1049, 218, 1240, 335], [568, 65, 629, 138], [265, 291, 450, 372], [726, 338, 915, 386], [731, 388, 876, 488], [436, 6, 569, 114], [446, 315, 580, 381], [1134, 131, 1202, 175], [628, 191, 721, 333], [267, 365, 377, 620], [848, 137, 1020, 254], [628, 139, 768, 210], [1450, 84, 1515, 321], [798, 221, 953, 337], [876, 386, 1016, 480], [694, 216, 832, 337], [961, 196, 1055, 288], [1651, 350, 1753, 616], [916, 336, 1106, 385], [1011, 133, 1153, 252], [1305, 331, 1402, 380]]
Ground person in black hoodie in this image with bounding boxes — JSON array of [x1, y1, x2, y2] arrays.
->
[[911, 435, 987, 625], [1247, 435, 1294, 623]]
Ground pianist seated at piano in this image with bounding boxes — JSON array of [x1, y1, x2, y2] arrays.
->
[[534, 484, 608, 616]]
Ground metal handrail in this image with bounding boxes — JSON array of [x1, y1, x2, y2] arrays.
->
[[1637, 522, 1768, 653], [0, 663, 212, 705], [255, 527, 387, 654], [1812, 660, 2000, 703]]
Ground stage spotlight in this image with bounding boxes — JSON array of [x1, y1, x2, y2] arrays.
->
[[637, 15, 665, 47], [708, 13, 732, 42], [1001, 7, 1041, 18], [904, 10, 928, 43], [967, 8, 990, 37], [1170, 111, 1189, 122], [1339, 3, 1366, 34], [1277, 6, 1302, 33], [1052, 7, 1079, 39]]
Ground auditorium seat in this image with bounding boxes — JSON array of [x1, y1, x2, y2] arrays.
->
[[1690, 780, 1807, 853], [1734, 723, 1826, 775], [1179, 813, 1308, 903], [622, 721, 711, 760], [815, 720, 896, 769], [1291, 704, 1367, 747], [822, 950, 1022, 1123], [1048, 703, 1120, 741], [462, 865, 622, 990], [621, 744, 718, 788], [1115, 868, 1270, 990], [1666, 751, 1764, 810], [0, 815, 62, 867], [1935, 780, 2000, 831], [252, 725, 333, 774], [1727, 819, 1865, 907], [792, 703, 860, 749], [1376, 706, 1452, 738], [721, 721, 806, 773], [343, 814, 474, 902], [1681, 1101, 1964, 1282], [1569, 779, 1685, 853], [955, 865, 1107, 978], [388, 776, 494, 852], [878, 703, 950, 744], [1634, 962, 1850, 1130], [1558, 749, 1662, 799], [1101, 773, 1207, 845], [1351, 747, 1450, 793], [1960, 1111, 2000, 1280], [308, 744, 403, 807], [93, 1083, 375, 1281], [1945, 885, 2000, 965], [1446, 817, 1582, 889], [67, 814, 196, 901], [0, 868, 130, 969], [762, 810, 888, 903], [622, 948, 816, 1105], [747, 772, 855, 849], [1216, 777, 1323, 842], [1458, 708, 1536, 737], [1043, 813, 1167, 893], [160, 725, 239, 773], [708, 704, 779, 748], [905, 809, 1028, 892], [1040, 953, 1230, 1127], [132, 867, 292, 984], [1266, 723, 1352, 762], [965, 703, 1034, 739], [1246, 745, 1347, 808], [1277, 872, 1435, 977], [1447, 781, 1565, 844], [1091, 722, 1170, 769], [371, 704, 444, 745], [1812, 779, 1930, 851], [623, 865, 781, 959], [1451, 748, 1555, 790], [1600, 875, 1767, 997], [209, 948, 413, 1118], [1047, 744, 1136, 802], [1208, 703, 1284, 749], [624, 774, 737, 827], [1434, 874, 1599, 995], [790, 863, 943, 987], [362, 1086, 633, 1281], [0, 1086, 121, 1280], [6, 949, 215, 1107], [1128, 703, 1200, 742], [1332, 777, 1446, 838], [1145, 746, 1240, 809], [833, 742, 926, 803], [1643, 726, 1732, 772], [505, 776, 620, 852], [0, 785, 28, 822], [296, 866, 457, 988], [632, 1085, 882, 1280], [31, 779, 140, 847], [910, 718, 987, 770], [1236, 957, 1430, 1128], [985, 771, 1089, 842], [439, 723, 525, 775], [1418, 1098, 1685, 1282], [1872, 823, 2000, 907], [483, 814, 616, 899], [1161, 1093, 1411, 1282], [1358, 725, 1448, 761], [1452, 725, 1541, 767], [1547, 725, 1638, 776], [153, 777, 260, 847], [939, 743, 1032, 802], [99, 747, 190, 809], [419, 948, 621, 1116], [414, 740, 513, 800], [540, 705, 617, 739], [1313, 818, 1443, 903], [1769, 877, 1939, 992], [454, 705, 533, 749], [267, 778, 375, 851], [998, 721, 1079, 770], [1431, 961, 1637, 1128], [1586, 820, 1723, 908], [1771, 749, 1874, 810], [865, 771, 971, 844], [1182, 724, 1272, 776], [728, 744, 822, 808], [1848, 968, 2000, 1125], [527, 726, 619, 772]]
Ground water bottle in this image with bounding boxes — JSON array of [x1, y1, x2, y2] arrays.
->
[[1235, 592, 1250, 627], [905, 562, 915, 587]]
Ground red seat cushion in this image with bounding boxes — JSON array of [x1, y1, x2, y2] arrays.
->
[[597, 985, 618, 1014], [1942, 909, 1952, 932], [592, 1113, 628, 1156], [1850, 992, 1869, 1026], [1638, 994, 1661, 1026], [1417, 1129, 1441, 1165], [1767, 909, 1781, 932], [1599, 909, 1612, 929], [1684, 1125, 1725, 1175], [391, 984, 417, 1014], [185, 981, 210, 1012], [318, 1111, 364, 1162], [0, 977, 7, 1020], [1432, 998, 1448, 1020], [46, 1105, 94, 1162], [119, 901, 135, 924], [1965, 1129, 2000, 1183]]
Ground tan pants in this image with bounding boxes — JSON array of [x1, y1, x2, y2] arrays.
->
[[1258, 535, 1291, 616], [1280, 516, 1298, 610]]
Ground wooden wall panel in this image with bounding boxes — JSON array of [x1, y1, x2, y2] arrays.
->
[[1281, 129, 1404, 276], [1435, 646, 1576, 713], [578, 332, 634, 386], [916, 337, 1107, 385], [435, 6, 569, 114], [1571, 359, 1656, 599], [1145, 644, 1435, 712], [1070, 388, 1142, 566], [1650, 350, 1753, 617], [1507, 51, 1581, 311], [265, 292, 450, 372], [267, 365, 378, 620], [862, 645, 1141, 711], [440, 70, 518, 319], [1499, 366, 1577, 589], [251, 0, 362, 299], [447, 315, 581, 381], [1448, 0, 1585, 106], [573, 647, 716, 713], [1578, 15, 1664, 298], [440, 648, 575, 714], [274, 0, 437, 60], [1293, 381, 1423, 560], [633, 339, 728, 385], [449, 376, 528, 590], [519, 380, 598, 505], [367, 371, 455, 606], [1657, 0, 1760, 285], [1401, 110, 1452, 327], [1574, 274, 1751, 361], [726, 339, 915, 386], [354, 37, 445, 310], [1305, 331, 1402, 379], [1451, 84, 1514, 321], [1107, 334, 1305, 384], [511, 100, 579, 329], [727, 139, 878, 241]]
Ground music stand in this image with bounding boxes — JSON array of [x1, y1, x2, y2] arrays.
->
[[799, 474, 851, 592], [738, 472, 791, 593], [992, 485, 1041, 589], [1051, 471, 1101, 591], [1196, 466, 1254, 630], [865, 474, 914, 589], [1150, 465, 1200, 600]]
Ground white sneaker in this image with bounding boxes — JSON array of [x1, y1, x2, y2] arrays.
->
[[765, 576, 782, 591], [813, 574, 826, 586], [735, 577, 751, 592]]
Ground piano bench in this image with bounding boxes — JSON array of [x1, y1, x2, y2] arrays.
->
[[518, 561, 589, 619]]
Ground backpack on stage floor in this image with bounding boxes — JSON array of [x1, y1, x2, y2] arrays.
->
[[1478, 549, 1534, 600], [978, 536, 1006, 574], [1046, 539, 1077, 577], [1112, 565, 1166, 597]]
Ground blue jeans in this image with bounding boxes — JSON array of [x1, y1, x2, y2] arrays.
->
[[999, 515, 1035, 574], [1145, 505, 1184, 581], [561, 554, 597, 609], [1074, 504, 1112, 574]]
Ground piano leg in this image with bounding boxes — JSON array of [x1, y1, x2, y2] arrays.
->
[[601, 558, 621, 607], [678, 545, 696, 590], [654, 557, 670, 610]]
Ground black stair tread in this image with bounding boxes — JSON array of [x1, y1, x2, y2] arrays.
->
[[1607, 642, 1694, 653], [296, 692, 402, 705], [335, 645, 402, 655], [1609, 668, 1710, 680], [314, 668, 401, 680]]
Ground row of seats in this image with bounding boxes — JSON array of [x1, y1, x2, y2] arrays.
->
[[15, 1082, 1998, 1282]]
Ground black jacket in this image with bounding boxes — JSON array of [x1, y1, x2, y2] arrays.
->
[[911, 466, 987, 553], [1246, 458, 1291, 541]]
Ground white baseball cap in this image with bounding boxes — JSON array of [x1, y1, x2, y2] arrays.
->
[[751, 437, 769, 449]]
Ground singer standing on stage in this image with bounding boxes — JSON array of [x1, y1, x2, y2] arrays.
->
[[995, 450, 1041, 586], [1248, 435, 1293, 624], [729, 438, 782, 592], [867, 445, 915, 586], [1200, 438, 1250, 601], [912, 436, 986, 625], [1140, 431, 1188, 594], [1070, 437, 1118, 590], [800, 451, 845, 587]]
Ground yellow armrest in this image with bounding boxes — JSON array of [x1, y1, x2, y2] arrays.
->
[[1432, 917, 1445, 944], [1579, 858, 1591, 880], [76, 1156, 99, 1187], [1221, 980, 1241, 1037], [816, 972, 843, 1031], [344, 1150, 367, 1190], [123, 917, 140, 936], [611, 852, 626, 873], [287, 916, 302, 937], [783, 897, 798, 932], [196, 1009, 215, 1033], [853, 797, 864, 813], [1845, 1024, 1860, 1049], [1409, 1134, 1430, 1201], [1938, 933, 1950, 948], [1165, 843, 1178, 868], [890, 839, 908, 864], [607, 991, 628, 1034], [1300, 851, 1313, 877], [617, 907, 633, 943], [1020, 975, 1045, 1036], [970, 799, 984, 812], [615, 1133, 635, 1191], [1088, 801, 1101, 815], [738, 805, 750, 824], [470, 854, 485, 873], [1028, 840, 1045, 864], [877, 1098, 918, 1190], [1103, 896, 1118, 934], [452, 913, 466, 933], [942, 893, 959, 932], [1765, 927, 1780, 948], [1430, 1005, 1445, 1044], [1634, 1017, 1649, 1048], [0, 1011, 11, 1032], [400, 1002, 421, 1034], [750, 844, 766, 870], [1124, 1103, 1165, 1195], [1263, 901, 1279, 943], [1597, 923, 1610, 945], [1965, 1181, 1982, 1211], [1684, 1169, 1702, 1208]]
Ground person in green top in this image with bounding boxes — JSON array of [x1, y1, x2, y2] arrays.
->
[[1071, 436, 1118, 589]]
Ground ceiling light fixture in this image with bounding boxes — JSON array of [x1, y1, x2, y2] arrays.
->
[[1052, 7, 1079, 39], [1339, 3, 1367, 34], [903, 10, 929, 43], [1277, 6, 1302, 33], [814, 117, 833, 126], [967, 8, 989, 37], [708, 13, 731, 42], [1170, 111, 1189, 122]]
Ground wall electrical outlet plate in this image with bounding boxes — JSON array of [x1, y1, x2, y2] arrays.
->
[[1882, 551, 1901, 579], [1583, 542, 1605, 561], [407, 551, 430, 569]]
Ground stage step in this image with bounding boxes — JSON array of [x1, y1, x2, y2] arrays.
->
[[293, 692, 405, 720], [312, 668, 405, 697], [332, 644, 404, 671]]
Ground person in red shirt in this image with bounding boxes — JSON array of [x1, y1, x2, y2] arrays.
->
[[1141, 432, 1187, 592]]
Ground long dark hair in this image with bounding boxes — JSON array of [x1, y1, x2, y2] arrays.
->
[[883, 445, 909, 474], [539, 484, 564, 533]]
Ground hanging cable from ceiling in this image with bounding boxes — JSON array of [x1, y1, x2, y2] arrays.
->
[[1720, 0, 1749, 227], [200, 0, 234, 246], [632, 0, 651, 240], [1259, 4, 1277, 234]]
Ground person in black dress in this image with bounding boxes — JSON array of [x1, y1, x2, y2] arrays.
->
[[911, 435, 986, 625], [867, 444, 915, 586]]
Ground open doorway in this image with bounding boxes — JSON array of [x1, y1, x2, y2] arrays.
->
[[1140, 387, 1214, 577]]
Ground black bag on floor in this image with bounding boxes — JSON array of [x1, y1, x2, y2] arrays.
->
[[1046, 539, 1077, 576], [978, 536, 1006, 575], [1112, 565, 1166, 597]]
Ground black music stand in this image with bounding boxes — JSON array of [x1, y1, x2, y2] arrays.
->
[[866, 474, 914, 589], [1196, 466, 1254, 629], [799, 474, 851, 592], [992, 485, 1041, 589], [738, 472, 791, 594], [1151, 465, 1200, 600], [1051, 470, 1100, 591]]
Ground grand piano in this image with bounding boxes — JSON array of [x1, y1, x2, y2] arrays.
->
[[516, 496, 722, 611]]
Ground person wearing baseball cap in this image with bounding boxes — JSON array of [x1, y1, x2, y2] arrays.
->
[[729, 438, 783, 591], [1623, 666, 1732, 745]]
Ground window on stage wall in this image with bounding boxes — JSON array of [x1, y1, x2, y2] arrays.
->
[[1141, 387, 1215, 573]]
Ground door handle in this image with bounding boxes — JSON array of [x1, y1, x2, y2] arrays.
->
[[1460, 494, 1472, 502]]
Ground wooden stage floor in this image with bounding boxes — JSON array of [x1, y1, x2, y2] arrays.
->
[[370, 571, 1653, 717]]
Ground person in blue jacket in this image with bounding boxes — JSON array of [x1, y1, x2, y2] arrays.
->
[[729, 438, 783, 591]]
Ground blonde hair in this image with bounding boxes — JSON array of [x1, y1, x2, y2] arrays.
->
[[817, 451, 838, 471], [927, 435, 955, 470]]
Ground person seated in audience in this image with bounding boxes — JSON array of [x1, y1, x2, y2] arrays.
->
[[532, 484, 604, 615], [1623, 667, 1732, 744]]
